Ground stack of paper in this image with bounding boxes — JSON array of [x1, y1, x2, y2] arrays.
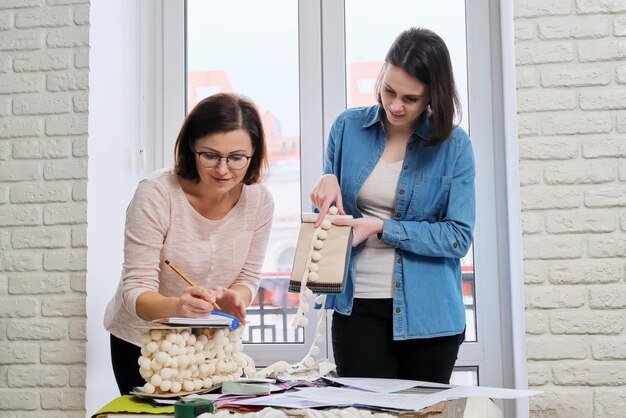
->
[[220, 377, 542, 412]]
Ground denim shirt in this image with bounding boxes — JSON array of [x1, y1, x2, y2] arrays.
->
[[323, 105, 476, 340]]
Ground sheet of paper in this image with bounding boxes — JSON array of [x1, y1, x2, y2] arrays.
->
[[441, 385, 542, 400], [290, 387, 443, 411], [148, 398, 178, 405], [186, 393, 226, 401], [323, 377, 451, 393], [324, 377, 541, 399], [228, 392, 343, 409]]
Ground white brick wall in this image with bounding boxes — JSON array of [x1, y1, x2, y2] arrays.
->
[[516, 1, 626, 416], [0, 0, 88, 416]]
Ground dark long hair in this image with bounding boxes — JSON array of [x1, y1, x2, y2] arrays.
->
[[376, 27, 461, 146], [174, 93, 268, 184]]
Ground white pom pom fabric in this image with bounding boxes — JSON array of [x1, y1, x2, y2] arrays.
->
[[138, 326, 253, 394]]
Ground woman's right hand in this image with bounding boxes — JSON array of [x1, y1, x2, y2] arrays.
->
[[176, 286, 216, 317], [310, 174, 345, 227]]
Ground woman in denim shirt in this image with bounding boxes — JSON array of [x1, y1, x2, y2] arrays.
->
[[310, 28, 475, 384]]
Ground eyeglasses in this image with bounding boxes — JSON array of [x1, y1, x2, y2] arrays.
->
[[194, 151, 252, 170]]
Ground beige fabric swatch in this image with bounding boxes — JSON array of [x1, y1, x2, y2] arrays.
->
[[289, 214, 353, 294]]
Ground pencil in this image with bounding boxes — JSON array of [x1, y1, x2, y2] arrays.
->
[[164, 260, 222, 311], [164, 259, 195, 286]]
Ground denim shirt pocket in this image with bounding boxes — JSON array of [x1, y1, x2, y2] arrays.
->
[[406, 174, 452, 221]]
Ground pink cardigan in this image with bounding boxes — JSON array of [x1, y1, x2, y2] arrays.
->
[[104, 168, 274, 345]]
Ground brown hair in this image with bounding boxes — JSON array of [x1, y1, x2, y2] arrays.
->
[[375, 27, 461, 146], [174, 93, 268, 184]]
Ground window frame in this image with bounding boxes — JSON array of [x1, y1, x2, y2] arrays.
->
[[157, 2, 527, 411], [318, 0, 505, 388]]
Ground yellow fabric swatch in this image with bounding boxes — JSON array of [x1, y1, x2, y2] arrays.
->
[[92, 395, 174, 417]]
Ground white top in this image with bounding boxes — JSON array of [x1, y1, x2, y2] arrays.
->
[[104, 168, 274, 345], [354, 158, 402, 298]]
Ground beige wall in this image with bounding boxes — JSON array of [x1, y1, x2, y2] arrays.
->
[[1, 0, 625, 416], [515, 1, 626, 416]]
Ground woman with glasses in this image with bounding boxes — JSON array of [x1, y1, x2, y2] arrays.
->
[[104, 92, 274, 394], [310, 27, 475, 384]]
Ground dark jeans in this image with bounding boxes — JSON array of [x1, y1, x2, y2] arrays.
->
[[110, 333, 144, 395], [331, 298, 465, 384]]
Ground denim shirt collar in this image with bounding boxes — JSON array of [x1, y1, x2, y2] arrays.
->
[[362, 105, 432, 143]]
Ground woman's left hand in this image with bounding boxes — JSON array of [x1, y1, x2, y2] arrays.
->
[[331, 216, 384, 247], [213, 286, 247, 323]]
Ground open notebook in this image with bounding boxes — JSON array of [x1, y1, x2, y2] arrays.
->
[[151, 311, 240, 330], [289, 213, 353, 294]]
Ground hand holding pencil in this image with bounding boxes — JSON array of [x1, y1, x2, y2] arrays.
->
[[165, 260, 222, 311]]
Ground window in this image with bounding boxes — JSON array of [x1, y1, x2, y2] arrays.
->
[[165, 0, 509, 385]]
